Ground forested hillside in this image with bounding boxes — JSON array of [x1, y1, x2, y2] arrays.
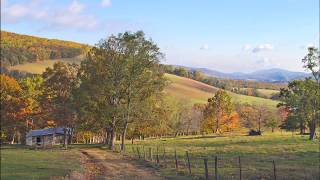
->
[[0, 31, 89, 66]]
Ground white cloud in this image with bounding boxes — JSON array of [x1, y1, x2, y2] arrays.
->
[[101, 0, 112, 7], [2, 0, 98, 31], [69, 0, 85, 14], [243, 44, 252, 51], [252, 43, 274, 53], [1, 0, 44, 23], [200, 44, 209, 50]]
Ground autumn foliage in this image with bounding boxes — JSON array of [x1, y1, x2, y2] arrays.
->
[[201, 90, 240, 134]]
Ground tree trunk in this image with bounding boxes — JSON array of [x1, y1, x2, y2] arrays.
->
[[105, 127, 111, 145], [258, 117, 261, 132], [309, 119, 317, 140], [11, 132, 16, 144], [68, 128, 74, 145], [121, 94, 131, 152], [63, 128, 68, 149], [299, 120, 305, 134], [121, 122, 128, 152], [109, 126, 116, 150]]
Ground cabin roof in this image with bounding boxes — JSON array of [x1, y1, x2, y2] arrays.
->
[[26, 127, 65, 137]]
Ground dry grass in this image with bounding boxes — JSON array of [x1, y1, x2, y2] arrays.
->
[[8, 56, 83, 74], [165, 74, 279, 108]]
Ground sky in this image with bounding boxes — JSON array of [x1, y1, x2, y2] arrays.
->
[[1, 0, 319, 73]]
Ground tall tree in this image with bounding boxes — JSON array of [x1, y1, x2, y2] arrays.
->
[[119, 31, 167, 151], [302, 47, 320, 140], [41, 62, 79, 148], [0, 75, 28, 144], [279, 79, 319, 140], [77, 31, 166, 150], [279, 47, 319, 140]]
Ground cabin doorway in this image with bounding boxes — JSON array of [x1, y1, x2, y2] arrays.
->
[[36, 136, 41, 145]]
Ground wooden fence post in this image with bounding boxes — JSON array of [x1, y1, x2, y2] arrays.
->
[[273, 160, 277, 180], [174, 148, 178, 169], [239, 156, 242, 180], [204, 158, 209, 180], [186, 151, 191, 174], [214, 156, 218, 180], [156, 146, 159, 164]]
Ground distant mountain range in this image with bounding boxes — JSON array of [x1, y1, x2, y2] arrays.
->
[[176, 66, 310, 83]]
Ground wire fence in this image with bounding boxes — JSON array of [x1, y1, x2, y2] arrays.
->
[[113, 144, 319, 180]]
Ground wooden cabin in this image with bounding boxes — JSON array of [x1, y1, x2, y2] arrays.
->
[[26, 127, 65, 147]]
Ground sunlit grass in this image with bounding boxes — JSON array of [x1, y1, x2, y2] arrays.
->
[[8, 56, 83, 74], [165, 74, 279, 108], [0, 145, 82, 180], [122, 132, 319, 179]]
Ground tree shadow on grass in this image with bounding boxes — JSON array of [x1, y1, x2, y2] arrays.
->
[[179, 135, 225, 140]]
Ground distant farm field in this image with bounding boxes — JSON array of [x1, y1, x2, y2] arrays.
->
[[122, 132, 319, 179], [240, 88, 280, 98], [165, 74, 279, 108], [8, 56, 83, 74]]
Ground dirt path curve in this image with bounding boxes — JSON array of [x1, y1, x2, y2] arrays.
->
[[81, 148, 164, 180]]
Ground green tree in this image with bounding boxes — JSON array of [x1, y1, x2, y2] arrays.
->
[[76, 31, 167, 150], [279, 47, 320, 140], [279, 79, 319, 140], [119, 31, 167, 151], [264, 113, 280, 132]]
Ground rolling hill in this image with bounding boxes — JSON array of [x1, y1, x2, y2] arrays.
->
[[164, 74, 279, 108]]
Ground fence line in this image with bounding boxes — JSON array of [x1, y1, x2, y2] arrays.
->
[[113, 144, 315, 180]]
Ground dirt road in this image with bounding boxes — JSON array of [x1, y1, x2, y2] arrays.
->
[[80, 148, 164, 180]]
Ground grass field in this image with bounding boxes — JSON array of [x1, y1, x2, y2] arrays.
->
[[122, 132, 319, 179], [240, 88, 280, 98], [0, 145, 82, 180], [1, 133, 318, 179], [165, 74, 279, 108]]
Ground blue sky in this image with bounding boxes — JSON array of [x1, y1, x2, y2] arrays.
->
[[1, 0, 319, 72]]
